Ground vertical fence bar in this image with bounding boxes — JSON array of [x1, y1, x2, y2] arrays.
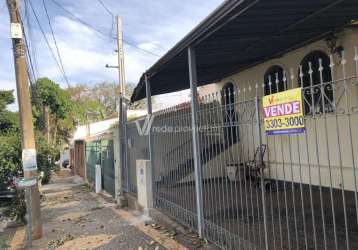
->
[[188, 46, 204, 237], [145, 74, 155, 205], [255, 94, 269, 250]]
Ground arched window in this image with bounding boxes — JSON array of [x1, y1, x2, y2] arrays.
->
[[298, 51, 333, 115], [264, 65, 286, 95], [221, 82, 238, 145]]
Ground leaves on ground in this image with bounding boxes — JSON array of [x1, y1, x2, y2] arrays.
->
[[47, 233, 74, 250]]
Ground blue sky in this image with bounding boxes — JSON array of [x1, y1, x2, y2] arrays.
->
[[1, 0, 224, 110]]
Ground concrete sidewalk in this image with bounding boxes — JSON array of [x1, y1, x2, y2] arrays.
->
[[9, 170, 187, 250]]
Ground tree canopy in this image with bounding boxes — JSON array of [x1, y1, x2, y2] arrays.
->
[[67, 82, 150, 124], [32, 78, 76, 145], [0, 90, 19, 134]]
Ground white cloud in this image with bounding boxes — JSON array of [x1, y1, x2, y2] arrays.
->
[[138, 42, 160, 52], [0, 0, 225, 110]]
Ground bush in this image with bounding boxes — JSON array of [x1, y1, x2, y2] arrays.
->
[[0, 133, 22, 190], [0, 134, 25, 222], [4, 189, 26, 223], [36, 136, 60, 185], [1, 134, 60, 222]]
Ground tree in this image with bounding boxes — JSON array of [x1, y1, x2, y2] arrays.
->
[[0, 91, 19, 134], [67, 82, 151, 125], [32, 78, 75, 145], [0, 89, 60, 222], [0, 90, 21, 186]]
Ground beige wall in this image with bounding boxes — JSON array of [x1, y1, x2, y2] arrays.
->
[[199, 28, 358, 191]]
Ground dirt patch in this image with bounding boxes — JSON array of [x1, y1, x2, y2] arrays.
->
[[55, 234, 114, 250], [7, 171, 185, 250], [55, 212, 88, 223]]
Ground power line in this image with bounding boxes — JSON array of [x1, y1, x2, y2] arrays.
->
[[18, 3, 37, 87], [97, 0, 115, 38], [49, 0, 161, 58], [41, 0, 70, 87], [24, 0, 40, 78], [97, 0, 114, 17], [26, 0, 71, 87], [22, 0, 41, 104]]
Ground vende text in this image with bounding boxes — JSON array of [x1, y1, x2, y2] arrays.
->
[[264, 101, 300, 118]]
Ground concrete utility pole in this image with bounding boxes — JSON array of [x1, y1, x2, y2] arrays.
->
[[117, 16, 125, 95], [6, 0, 43, 239], [116, 16, 128, 203]]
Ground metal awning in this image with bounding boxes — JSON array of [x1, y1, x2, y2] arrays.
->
[[130, 0, 358, 103]]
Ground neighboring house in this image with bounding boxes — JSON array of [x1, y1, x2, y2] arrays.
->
[[70, 110, 149, 197], [70, 118, 118, 181]]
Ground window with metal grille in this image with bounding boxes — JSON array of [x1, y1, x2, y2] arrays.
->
[[264, 65, 286, 95], [298, 50, 334, 115]]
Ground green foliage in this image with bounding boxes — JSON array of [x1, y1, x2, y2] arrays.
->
[[4, 189, 26, 223], [32, 78, 76, 145], [0, 133, 21, 190], [67, 82, 151, 125], [36, 135, 60, 184], [0, 90, 19, 134], [35, 78, 73, 119], [0, 89, 59, 222], [0, 90, 21, 189], [0, 90, 15, 111]]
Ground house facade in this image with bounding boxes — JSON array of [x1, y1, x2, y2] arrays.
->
[[197, 27, 358, 191], [126, 1, 358, 249]]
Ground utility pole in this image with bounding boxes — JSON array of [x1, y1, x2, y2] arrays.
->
[[6, 0, 42, 240], [117, 16, 125, 95], [117, 16, 128, 203]]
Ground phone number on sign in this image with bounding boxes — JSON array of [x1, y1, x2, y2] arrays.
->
[[265, 116, 304, 129]]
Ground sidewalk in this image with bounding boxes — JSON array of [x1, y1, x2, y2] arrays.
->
[[8, 170, 187, 250]]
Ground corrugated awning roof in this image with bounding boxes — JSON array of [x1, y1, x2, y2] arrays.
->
[[130, 0, 358, 103]]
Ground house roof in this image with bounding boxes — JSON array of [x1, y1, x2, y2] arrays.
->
[[130, 0, 358, 102]]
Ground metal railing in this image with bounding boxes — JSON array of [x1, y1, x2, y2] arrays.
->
[[125, 47, 358, 250]]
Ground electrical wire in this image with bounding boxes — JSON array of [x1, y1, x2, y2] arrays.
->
[[49, 0, 161, 58], [17, 3, 37, 88], [41, 0, 71, 88], [97, 0, 115, 38], [23, 0, 39, 82], [26, 0, 71, 88], [12, 2, 39, 104], [97, 0, 114, 17]]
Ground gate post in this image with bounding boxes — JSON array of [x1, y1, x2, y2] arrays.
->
[[188, 46, 204, 237], [255, 95, 269, 250], [145, 75, 155, 203]]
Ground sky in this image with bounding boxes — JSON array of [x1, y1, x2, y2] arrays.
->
[[0, 0, 224, 111]]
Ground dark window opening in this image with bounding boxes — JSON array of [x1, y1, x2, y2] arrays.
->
[[264, 65, 286, 95], [221, 82, 238, 145], [298, 51, 334, 115]]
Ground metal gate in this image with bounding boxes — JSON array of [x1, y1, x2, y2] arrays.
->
[[85, 141, 100, 183], [101, 139, 115, 197], [126, 48, 358, 249], [85, 140, 115, 197]]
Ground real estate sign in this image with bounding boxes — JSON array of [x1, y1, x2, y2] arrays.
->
[[263, 88, 305, 135]]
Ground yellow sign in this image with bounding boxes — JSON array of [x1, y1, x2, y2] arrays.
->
[[262, 88, 305, 135]]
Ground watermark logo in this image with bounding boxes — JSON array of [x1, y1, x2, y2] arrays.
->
[[135, 114, 155, 136]]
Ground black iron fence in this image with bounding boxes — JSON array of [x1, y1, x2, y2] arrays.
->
[[124, 47, 358, 250]]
